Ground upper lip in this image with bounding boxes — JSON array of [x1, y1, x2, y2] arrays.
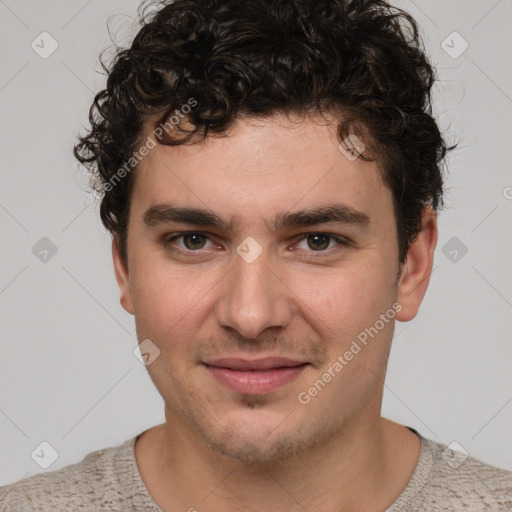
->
[[204, 357, 308, 371]]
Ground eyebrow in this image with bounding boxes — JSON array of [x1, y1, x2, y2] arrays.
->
[[142, 203, 371, 232]]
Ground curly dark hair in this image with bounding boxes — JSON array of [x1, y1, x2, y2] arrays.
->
[[74, 0, 456, 266]]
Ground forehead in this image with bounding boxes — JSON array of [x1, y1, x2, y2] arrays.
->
[[130, 114, 392, 229]]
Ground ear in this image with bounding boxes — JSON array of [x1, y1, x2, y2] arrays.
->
[[112, 237, 135, 315], [396, 206, 438, 322]]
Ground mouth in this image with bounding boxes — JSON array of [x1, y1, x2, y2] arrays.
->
[[203, 357, 310, 395]]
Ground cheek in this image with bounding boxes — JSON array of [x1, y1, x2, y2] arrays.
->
[[294, 260, 393, 333], [129, 251, 233, 354], [129, 258, 202, 339], [293, 266, 395, 407]]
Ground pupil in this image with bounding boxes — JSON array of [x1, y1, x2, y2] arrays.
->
[[185, 233, 205, 249], [308, 234, 329, 251]]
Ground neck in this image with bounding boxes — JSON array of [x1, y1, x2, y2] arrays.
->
[[135, 414, 420, 512]]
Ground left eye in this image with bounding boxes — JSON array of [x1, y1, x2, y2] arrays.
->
[[164, 232, 346, 254], [295, 233, 346, 252]]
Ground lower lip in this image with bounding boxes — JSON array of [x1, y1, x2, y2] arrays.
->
[[204, 364, 309, 394]]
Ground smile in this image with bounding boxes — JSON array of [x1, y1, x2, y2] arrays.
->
[[203, 361, 309, 394]]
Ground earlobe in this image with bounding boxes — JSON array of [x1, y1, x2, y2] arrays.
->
[[396, 207, 438, 322], [112, 238, 135, 315]]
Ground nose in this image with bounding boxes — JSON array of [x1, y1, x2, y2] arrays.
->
[[215, 246, 294, 341]]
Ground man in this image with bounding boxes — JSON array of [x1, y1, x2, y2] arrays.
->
[[1, 0, 511, 510]]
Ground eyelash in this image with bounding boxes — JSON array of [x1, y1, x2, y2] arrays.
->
[[163, 231, 349, 257]]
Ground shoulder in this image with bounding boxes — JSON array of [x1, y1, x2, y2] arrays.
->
[[412, 437, 512, 511], [0, 437, 135, 511]]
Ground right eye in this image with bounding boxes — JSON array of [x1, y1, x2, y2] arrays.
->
[[163, 231, 218, 254]]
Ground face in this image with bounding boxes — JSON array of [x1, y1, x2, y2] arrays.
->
[[113, 113, 436, 464]]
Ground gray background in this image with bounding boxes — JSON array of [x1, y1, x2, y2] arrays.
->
[[1, 0, 511, 486]]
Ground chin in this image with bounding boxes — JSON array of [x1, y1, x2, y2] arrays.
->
[[200, 408, 312, 465], [209, 429, 305, 465]]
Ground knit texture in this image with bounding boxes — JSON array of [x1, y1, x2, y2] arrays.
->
[[1, 427, 511, 511]]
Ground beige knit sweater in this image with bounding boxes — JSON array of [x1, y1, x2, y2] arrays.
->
[[1, 427, 511, 511]]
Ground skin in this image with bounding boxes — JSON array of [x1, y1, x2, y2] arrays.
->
[[112, 113, 438, 511]]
